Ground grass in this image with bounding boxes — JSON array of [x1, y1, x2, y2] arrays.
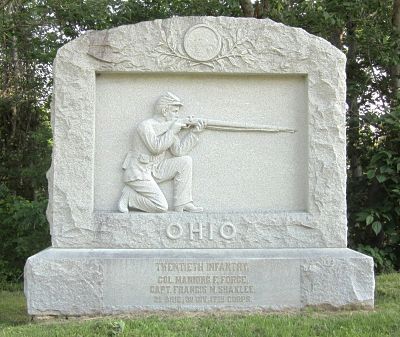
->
[[0, 273, 399, 337]]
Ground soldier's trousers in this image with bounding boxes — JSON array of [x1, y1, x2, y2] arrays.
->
[[119, 156, 193, 212]]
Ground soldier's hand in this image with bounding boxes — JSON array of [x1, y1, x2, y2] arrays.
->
[[170, 121, 185, 134], [192, 119, 207, 133]]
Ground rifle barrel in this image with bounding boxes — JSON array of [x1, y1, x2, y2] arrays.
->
[[185, 118, 296, 133]]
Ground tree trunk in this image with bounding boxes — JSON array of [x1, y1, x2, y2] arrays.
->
[[4, 0, 20, 140], [10, 32, 19, 140], [346, 21, 362, 178], [391, 0, 400, 101], [0, 0, 14, 10], [329, 27, 344, 50], [255, 0, 269, 18], [239, 0, 254, 17]]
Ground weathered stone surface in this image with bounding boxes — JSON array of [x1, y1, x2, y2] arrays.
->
[[25, 17, 375, 315], [25, 248, 374, 315], [53, 211, 332, 248], [25, 249, 103, 315], [96, 73, 307, 213], [47, 16, 347, 249]]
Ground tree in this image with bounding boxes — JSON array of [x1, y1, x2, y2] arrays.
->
[[392, 0, 400, 100]]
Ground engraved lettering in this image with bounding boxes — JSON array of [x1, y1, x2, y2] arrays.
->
[[219, 223, 236, 240], [150, 285, 171, 294], [166, 223, 237, 241], [158, 276, 173, 284], [166, 223, 183, 239], [212, 275, 248, 284], [206, 262, 248, 272], [208, 223, 213, 240], [227, 296, 251, 303], [189, 223, 203, 240], [216, 285, 254, 294], [156, 262, 204, 272], [173, 285, 207, 294], [174, 275, 211, 284], [151, 261, 254, 305]]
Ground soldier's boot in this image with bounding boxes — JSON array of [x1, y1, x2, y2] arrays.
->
[[174, 202, 203, 213], [118, 186, 131, 213]]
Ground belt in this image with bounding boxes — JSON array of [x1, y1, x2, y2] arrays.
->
[[138, 153, 164, 164]]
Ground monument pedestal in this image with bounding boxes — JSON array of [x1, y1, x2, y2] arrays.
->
[[25, 248, 374, 315]]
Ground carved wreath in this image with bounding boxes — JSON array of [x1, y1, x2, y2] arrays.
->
[[154, 25, 257, 69]]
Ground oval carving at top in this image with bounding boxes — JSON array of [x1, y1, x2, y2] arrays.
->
[[183, 24, 222, 62]]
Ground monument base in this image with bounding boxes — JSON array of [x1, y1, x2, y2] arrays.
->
[[25, 248, 374, 315]]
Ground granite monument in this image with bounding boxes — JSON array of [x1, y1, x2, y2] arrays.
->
[[24, 17, 375, 315]]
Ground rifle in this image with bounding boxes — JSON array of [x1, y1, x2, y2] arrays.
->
[[180, 117, 296, 133]]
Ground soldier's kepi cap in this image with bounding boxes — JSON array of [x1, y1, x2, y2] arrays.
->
[[157, 92, 183, 106]]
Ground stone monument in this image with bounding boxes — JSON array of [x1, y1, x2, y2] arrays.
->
[[25, 17, 375, 315]]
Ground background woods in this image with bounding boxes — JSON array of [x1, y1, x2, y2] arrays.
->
[[0, 0, 399, 282]]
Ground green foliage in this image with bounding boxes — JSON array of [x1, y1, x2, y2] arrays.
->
[[0, 184, 50, 283], [0, 97, 52, 198], [0, 289, 31, 329], [109, 0, 241, 25], [348, 108, 400, 272], [357, 244, 396, 272], [107, 320, 125, 337]]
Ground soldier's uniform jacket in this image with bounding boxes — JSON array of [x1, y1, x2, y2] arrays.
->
[[122, 118, 198, 182]]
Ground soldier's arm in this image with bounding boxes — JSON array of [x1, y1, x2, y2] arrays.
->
[[170, 131, 199, 156], [137, 120, 177, 155]]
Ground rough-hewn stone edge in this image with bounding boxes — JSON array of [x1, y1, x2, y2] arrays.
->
[[50, 211, 344, 249], [25, 250, 104, 316], [25, 248, 374, 315], [48, 16, 347, 248], [30, 302, 374, 321]]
